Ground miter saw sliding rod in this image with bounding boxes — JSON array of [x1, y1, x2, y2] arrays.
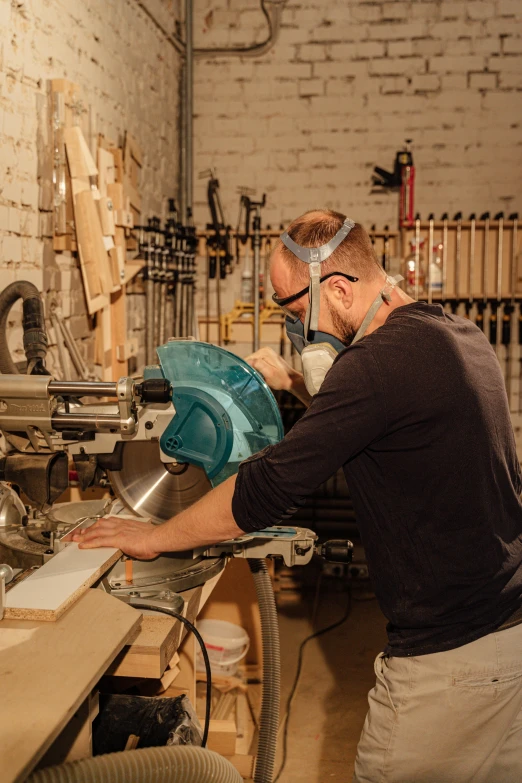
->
[[0, 374, 172, 449]]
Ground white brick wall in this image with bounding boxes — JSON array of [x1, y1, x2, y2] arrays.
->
[[192, 0, 522, 229], [0, 0, 181, 373]]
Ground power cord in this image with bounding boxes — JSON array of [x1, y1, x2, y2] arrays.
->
[[130, 603, 212, 749], [273, 586, 352, 783]]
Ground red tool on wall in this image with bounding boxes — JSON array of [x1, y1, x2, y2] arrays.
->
[[373, 139, 415, 226]]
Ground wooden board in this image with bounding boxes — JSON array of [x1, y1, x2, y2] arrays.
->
[[98, 196, 115, 237], [123, 131, 143, 189], [64, 126, 97, 178], [106, 613, 180, 679], [0, 589, 141, 783], [74, 189, 113, 303], [109, 147, 124, 183], [4, 544, 121, 621], [207, 719, 237, 756], [123, 176, 142, 212], [109, 571, 224, 680], [235, 691, 256, 756], [110, 286, 129, 378], [107, 182, 124, 210], [98, 147, 115, 198]]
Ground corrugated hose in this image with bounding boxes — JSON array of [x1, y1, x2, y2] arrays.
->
[[249, 558, 281, 783], [26, 745, 242, 783]]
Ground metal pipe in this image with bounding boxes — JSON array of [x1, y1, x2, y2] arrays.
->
[[194, 1, 285, 58], [253, 205, 262, 351], [414, 216, 421, 301], [454, 212, 462, 300], [427, 214, 434, 304], [51, 413, 127, 431], [441, 213, 449, 303], [179, 62, 187, 224], [145, 230, 155, 365], [59, 321, 89, 381], [185, 0, 194, 222], [49, 381, 119, 396], [469, 213, 476, 307]]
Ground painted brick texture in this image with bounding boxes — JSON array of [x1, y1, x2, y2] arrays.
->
[[192, 0, 522, 229], [0, 0, 181, 372]]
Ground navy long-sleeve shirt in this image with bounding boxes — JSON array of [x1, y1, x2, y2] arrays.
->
[[232, 302, 522, 656]]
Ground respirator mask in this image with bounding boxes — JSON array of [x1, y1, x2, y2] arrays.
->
[[273, 218, 402, 396]]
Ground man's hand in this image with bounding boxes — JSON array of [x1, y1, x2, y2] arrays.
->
[[246, 346, 312, 407], [72, 516, 161, 560], [246, 346, 299, 391]]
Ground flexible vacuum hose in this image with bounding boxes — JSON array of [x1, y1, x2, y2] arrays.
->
[[249, 558, 281, 783], [26, 745, 242, 783], [0, 280, 48, 374]]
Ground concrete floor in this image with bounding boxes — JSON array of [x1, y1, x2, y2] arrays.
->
[[276, 575, 387, 782]]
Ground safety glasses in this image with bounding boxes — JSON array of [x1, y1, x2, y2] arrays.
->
[[272, 271, 359, 318]]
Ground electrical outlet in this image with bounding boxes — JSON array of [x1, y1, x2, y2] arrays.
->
[[322, 562, 349, 578], [350, 563, 369, 580]]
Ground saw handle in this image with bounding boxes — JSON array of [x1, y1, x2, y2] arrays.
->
[[315, 539, 353, 564], [135, 379, 172, 403]]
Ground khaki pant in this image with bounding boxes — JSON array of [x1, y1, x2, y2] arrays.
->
[[353, 622, 522, 783]]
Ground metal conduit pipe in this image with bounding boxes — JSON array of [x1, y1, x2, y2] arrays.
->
[[194, 0, 287, 59], [26, 745, 243, 783], [185, 0, 194, 221], [248, 559, 281, 783], [133, 0, 287, 59]]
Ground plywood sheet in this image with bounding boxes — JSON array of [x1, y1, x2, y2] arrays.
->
[[4, 544, 121, 621], [0, 589, 141, 783]]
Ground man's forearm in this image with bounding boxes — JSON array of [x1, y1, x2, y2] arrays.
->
[[150, 474, 243, 553], [289, 371, 313, 407]]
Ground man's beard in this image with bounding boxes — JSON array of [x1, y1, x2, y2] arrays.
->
[[327, 300, 358, 346]]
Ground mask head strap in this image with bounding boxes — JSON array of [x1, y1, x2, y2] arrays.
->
[[280, 218, 356, 339], [351, 274, 404, 345]]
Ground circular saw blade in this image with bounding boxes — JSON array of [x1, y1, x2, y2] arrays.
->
[[108, 441, 212, 523]]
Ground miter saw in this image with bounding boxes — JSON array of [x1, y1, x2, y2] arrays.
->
[[0, 339, 352, 609]]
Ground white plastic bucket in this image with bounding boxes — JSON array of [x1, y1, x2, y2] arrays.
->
[[196, 618, 250, 677]]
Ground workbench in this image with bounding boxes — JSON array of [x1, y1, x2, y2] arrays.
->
[[0, 559, 261, 782]]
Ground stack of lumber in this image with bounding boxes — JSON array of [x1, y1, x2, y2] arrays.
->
[[51, 79, 143, 379]]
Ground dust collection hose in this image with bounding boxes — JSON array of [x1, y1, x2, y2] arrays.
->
[[249, 558, 281, 783], [0, 280, 49, 374], [26, 745, 243, 783]]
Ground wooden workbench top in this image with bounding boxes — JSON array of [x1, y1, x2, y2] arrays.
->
[[0, 589, 141, 783]]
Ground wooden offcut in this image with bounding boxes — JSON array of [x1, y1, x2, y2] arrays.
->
[[207, 719, 237, 756], [107, 613, 180, 679], [98, 196, 115, 237], [74, 189, 113, 304], [64, 126, 97, 179], [98, 147, 115, 198], [4, 544, 121, 621]]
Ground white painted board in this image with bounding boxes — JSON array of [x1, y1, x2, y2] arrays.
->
[[4, 544, 121, 621]]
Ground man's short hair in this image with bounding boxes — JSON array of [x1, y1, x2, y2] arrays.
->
[[274, 209, 383, 285]]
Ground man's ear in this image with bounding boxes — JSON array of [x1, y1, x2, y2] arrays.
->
[[326, 276, 354, 310]]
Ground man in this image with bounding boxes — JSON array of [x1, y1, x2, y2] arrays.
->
[[75, 209, 522, 782]]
